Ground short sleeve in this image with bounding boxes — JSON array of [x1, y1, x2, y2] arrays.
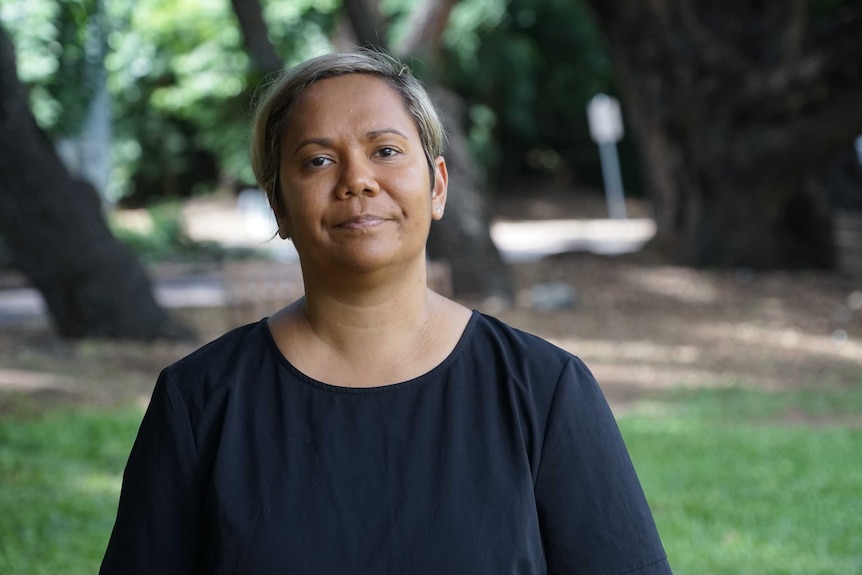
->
[[100, 369, 203, 574], [534, 358, 671, 574]]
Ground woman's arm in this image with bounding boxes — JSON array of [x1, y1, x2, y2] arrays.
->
[[534, 358, 672, 574], [100, 370, 203, 574]]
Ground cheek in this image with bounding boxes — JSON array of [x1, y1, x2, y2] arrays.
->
[[385, 167, 433, 201], [281, 178, 323, 212]]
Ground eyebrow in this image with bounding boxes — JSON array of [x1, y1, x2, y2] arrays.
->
[[291, 129, 409, 155], [292, 138, 333, 155], [367, 128, 409, 141]]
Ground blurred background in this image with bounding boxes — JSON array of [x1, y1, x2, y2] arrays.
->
[[1, 0, 861, 573]]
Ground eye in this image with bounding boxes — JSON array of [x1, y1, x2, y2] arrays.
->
[[375, 146, 400, 159], [304, 156, 333, 168]]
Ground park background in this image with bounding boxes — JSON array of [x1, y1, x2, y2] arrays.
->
[[1, 0, 862, 573]]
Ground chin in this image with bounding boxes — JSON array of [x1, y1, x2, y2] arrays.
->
[[336, 247, 425, 274]]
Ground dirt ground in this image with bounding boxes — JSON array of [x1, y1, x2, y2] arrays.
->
[[1, 192, 860, 418]]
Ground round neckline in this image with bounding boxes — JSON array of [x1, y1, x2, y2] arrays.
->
[[260, 310, 480, 394]]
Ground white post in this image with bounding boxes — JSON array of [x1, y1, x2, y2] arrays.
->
[[597, 141, 627, 219], [587, 94, 627, 219]]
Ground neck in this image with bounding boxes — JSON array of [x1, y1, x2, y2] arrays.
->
[[268, 255, 472, 388], [299, 259, 433, 354]]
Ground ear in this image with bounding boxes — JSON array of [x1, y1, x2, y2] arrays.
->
[[430, 156, 449, 221], [276, 219, 291, 240], [275, 210, 291, 240], [266, 183, 291, 239]]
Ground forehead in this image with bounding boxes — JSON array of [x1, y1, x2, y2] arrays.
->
[[282, 74, 419, 143]]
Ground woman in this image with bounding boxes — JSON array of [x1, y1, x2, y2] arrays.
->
[[101, 50, 671, 574]]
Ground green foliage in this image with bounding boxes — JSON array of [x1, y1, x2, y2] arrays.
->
[[264, 0, 338, 64], [109, 200, 224, 263], [45, 0, 106, 137], [1, 0, 342, 204], [109, 200, 183, 262], [1, 0, 626, 202], [1, 0, 79, 134], [107, 200, 267, 263], [0, 0, 111, 138], [105, 0, 251, 200], [440, 0, 618, 187], [104, 0, 340, 200]]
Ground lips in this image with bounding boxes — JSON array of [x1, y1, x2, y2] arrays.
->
[[334, 215, 389, 230]]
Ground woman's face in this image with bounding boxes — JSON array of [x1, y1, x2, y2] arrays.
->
[[274, 74, 447, 278]]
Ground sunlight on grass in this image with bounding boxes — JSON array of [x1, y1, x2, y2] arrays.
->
[[623, 386, 862, 575], [73, 471, 124, 498], [1, 386, 861, 574], [0, 408, 142, 575]]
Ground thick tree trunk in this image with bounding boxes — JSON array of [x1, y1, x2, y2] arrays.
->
[[0, 27, 190, 339], [585, 1, 862, 268], [426, 86, 513, 299], [341, 0, 514, 301]]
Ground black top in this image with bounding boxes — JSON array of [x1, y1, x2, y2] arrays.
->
[[100, 311, 671, 574]]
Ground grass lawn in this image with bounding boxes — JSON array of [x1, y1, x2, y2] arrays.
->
[[624, 385, 862, 575], [0, 408, 142, 575], [1, 385, 861, 574]]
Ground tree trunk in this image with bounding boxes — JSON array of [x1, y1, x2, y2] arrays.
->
[[341, 0, 514, 301], [0, 27, 190, 339], [341, 0, 388, 51], [584, 1, 862, 268], [230, 0, 284, 74], [394, 0, 458, 58], [426, 86, 513, 299]]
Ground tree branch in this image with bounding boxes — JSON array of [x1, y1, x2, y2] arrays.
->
[[229, 0, 283, 74], [394, 0, 458, 60], [733, 28, 862, 117], [732, 89, 862, 176], [341, 0, 389, 50], [675, 1, 749, 70], [779, 0, 807, 64]]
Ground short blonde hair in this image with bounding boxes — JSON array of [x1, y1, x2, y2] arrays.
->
[[250, 49, 446, 216]]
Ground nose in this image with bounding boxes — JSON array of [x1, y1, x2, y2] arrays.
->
[[336, 155, 379, 199]]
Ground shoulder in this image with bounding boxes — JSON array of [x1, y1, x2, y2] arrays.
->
[[161, 319, 273, 399], [462, 313, 607, 483], [169, 319, 270, 371], [468, 312, 606, 415], [463, 312, 602, 417], [470, 312, 580, 376]]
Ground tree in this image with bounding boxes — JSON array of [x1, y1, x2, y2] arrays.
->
[[340, 0, 513, 300], [583, 0, 862, 268], [229, 0, 283, 74], [0, 25, 189, 339]]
